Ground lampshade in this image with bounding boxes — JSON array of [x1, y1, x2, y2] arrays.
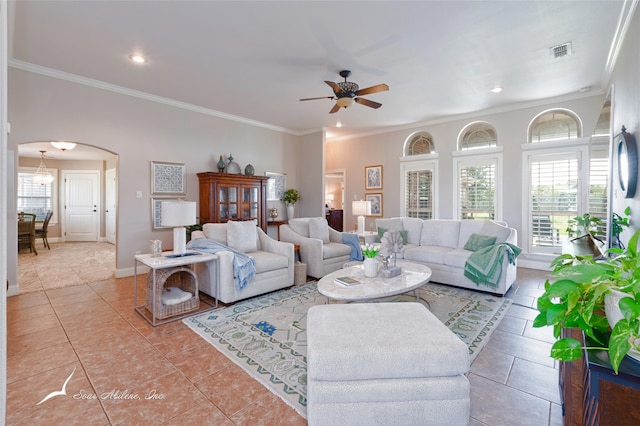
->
[[51, 141, 77, 151], [352, 200, 371, 233], [32, 150, 55, 185], [352, 200, 371, 217], [161, 201, 197, 255]]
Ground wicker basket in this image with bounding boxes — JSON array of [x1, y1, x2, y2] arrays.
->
[[146, 266, 199, 320], [294, 262, 307, 285]]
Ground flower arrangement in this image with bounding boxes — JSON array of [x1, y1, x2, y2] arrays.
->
[[362, 244, 380, 259], [282, 188, 301, 205]]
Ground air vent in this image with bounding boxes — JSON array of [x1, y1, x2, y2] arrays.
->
[[550, 42, 572, 59]]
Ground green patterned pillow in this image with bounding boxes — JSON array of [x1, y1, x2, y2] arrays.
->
[[377, 227, 408, 244], [464, 233, 497, 252]]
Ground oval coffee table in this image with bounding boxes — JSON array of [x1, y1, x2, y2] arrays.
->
[[318, 260, 432, 302]]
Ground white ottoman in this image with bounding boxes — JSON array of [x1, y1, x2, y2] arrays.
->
[[306, 302, 470, 426]]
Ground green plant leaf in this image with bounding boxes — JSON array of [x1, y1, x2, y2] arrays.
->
[[545, 304, 567, 326], [533, 311, 550, 328], [550, 338, 583, 361], [545, 279, 580, 299], [609, 321, 633, 374], [619, 297, 640, 322]]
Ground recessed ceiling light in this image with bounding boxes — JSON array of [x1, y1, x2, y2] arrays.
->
[[336, 121, 342, 128], [129, 54, 146, 64], [490, 87, 503, 93]]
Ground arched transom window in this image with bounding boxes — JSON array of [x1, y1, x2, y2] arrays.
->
[[529, 109, 582, 143], [406, 132, 435, 156], [459, 122, 497, 150]]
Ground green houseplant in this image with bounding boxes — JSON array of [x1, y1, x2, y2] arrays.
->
[[566, 212, 603, 239], [534, 227, 640, 373], [612, 206, 631, 249], [282, 188, 301, 205]]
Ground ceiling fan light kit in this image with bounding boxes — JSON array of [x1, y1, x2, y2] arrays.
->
[[300, 70, 389, 114]]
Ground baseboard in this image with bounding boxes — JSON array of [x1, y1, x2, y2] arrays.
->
[[518, 259, 552, 271]]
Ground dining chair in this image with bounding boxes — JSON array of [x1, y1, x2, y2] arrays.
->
[[35, 210, 53, 249], [17, 213, 38, 255]]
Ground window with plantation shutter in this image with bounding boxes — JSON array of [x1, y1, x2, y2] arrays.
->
[[17, 169, 57, 221], [525, 148, 586, 254], [458, 163, 496, 220], [401, 158, 438, 219], [529, 109, 582, 143], [589, 146, 610, 236]]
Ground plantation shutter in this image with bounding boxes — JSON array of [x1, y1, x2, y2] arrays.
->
[[529, 153, 579, 251], [458, 164, 495, 220], [589, 150, 609, 235], [405, 169, 433, 219], [17, 172, 53, 219]]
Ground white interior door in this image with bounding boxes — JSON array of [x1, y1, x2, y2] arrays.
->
[[105, 168, 117, 245], [63, 170, 99, 241]]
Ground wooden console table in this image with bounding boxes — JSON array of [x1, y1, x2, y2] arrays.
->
[[560, 328, 640, 425]]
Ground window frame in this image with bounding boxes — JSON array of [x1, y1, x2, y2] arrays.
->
[[521, 138, 590, 255], [17, 166, 59, 225], [400, 153, 439, 219], [452, 147, 503, 221]]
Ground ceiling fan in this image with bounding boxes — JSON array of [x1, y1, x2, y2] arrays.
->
[[300, 70, 389, 114]]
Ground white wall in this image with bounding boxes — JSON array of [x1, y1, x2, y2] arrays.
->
[[8, 68, 301, 275], [327, 95, 606, 237], [609, 5, 640, 242]]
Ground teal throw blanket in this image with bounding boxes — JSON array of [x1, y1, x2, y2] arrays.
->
[[464, 242, 522, 289], [186, 238, 256, 290]]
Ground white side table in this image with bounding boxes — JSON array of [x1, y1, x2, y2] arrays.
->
[[134, 251, 217, 326], [348, 230, 378, 245]]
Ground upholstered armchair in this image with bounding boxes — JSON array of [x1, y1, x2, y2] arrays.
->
[[189, 221, 295, 304], [279, 217, 351, 279]]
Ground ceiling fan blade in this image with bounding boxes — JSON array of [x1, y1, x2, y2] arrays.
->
[[355, 97, 382, 109], [325, 80, 343, 94], [329, 103, 341, 114], [300, 96, 335, 101], [355, 83, 389, 96]]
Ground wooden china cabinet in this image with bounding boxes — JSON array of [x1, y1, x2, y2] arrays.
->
[[197, 172, 269, 232]]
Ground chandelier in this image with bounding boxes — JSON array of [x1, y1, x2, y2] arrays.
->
[[32, 150, 55, 185]]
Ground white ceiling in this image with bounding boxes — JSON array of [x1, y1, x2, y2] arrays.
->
[[10, 0, 633, 159]]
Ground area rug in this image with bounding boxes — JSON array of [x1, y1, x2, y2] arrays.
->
[[183, 281, 511, 418]]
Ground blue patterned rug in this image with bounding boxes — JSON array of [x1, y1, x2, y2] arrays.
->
[[183, 281, 511, 418]]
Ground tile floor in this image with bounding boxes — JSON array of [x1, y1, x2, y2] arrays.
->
[[8, 242, 561, 425]]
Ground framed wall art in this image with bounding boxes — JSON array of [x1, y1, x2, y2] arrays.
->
[[365, 165, 383, 190], [151, 161, 186, 195], [151, 197, 181, 230], [266, 172, 286, 201], [366, 193, 383, 217]]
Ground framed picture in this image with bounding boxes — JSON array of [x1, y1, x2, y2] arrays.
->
[[366, 193, 383, 217], [151, 197, 181, 230], [266, 172, 286, 201], [151, 161, 186, 195], [365, 165, 383, 190]]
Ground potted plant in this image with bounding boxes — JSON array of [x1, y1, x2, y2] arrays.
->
[[566, 212, 603, 240], [534, 227, 640, 373], [611, 206, 631, 249], [282, 188, 301, 220], [362, 244, 380, 278]]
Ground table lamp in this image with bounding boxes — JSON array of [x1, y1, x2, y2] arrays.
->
[[352, 200, 371, 234], [161, 201, 197, 255]]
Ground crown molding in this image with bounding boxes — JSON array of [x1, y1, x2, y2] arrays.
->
[[9, 59, 301, 136]]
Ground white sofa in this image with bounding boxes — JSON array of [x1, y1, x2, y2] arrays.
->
[[279, 217, 352, 279], [190, 222, 295, 304], [376, 218, 518, 295]]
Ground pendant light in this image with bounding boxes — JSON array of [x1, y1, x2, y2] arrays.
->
[[32, 150, 55, 185]]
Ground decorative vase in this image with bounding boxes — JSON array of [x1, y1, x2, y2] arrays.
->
[[286, 204, 295, 220], [363, 257, 378, 278], [225, 154, 241, 174], [244, 164, 255, 176], [216, 155, 225, 173], [604, 289, 640, 362], [269, 207, 278, 221]]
